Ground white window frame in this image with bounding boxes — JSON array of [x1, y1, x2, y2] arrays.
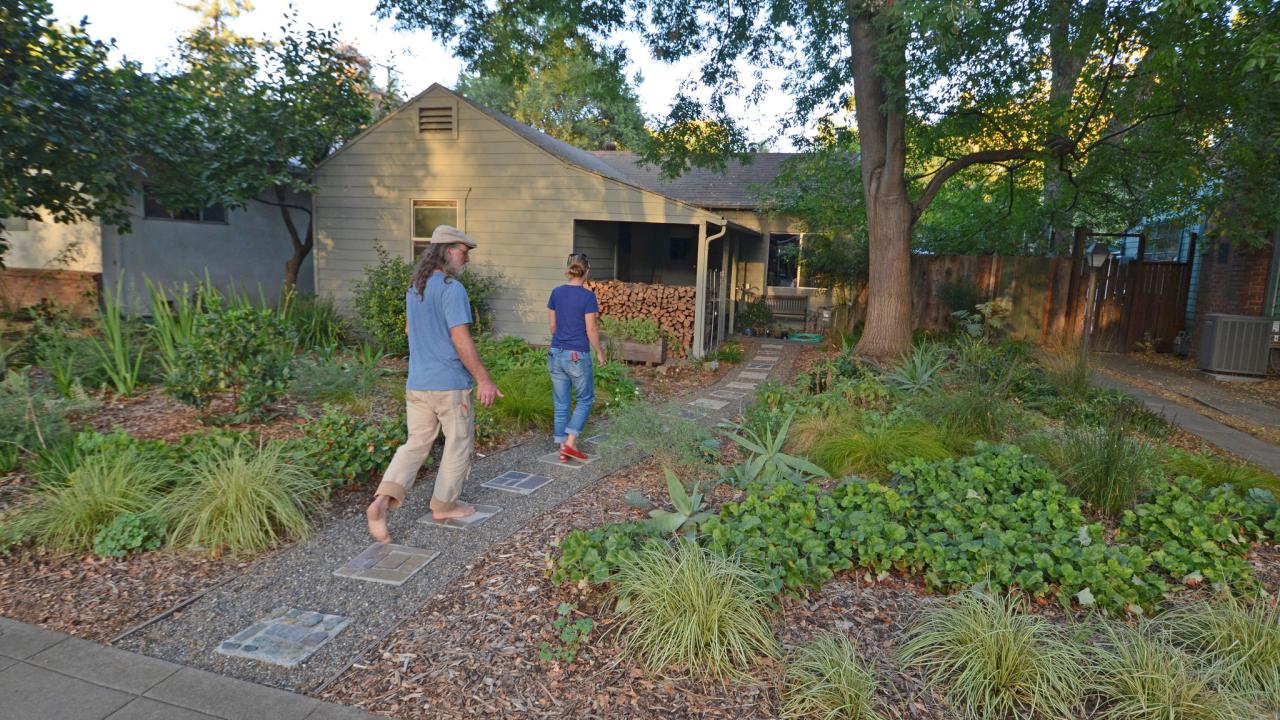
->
[[410, 199, 462, 258]]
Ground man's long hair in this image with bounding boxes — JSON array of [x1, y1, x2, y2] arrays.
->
[[411, 244, 454, 298]]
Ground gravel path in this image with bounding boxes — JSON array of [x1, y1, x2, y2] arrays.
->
[[114, 338, 803, 692]]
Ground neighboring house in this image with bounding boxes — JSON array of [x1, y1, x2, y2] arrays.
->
[[313, 83, 817, 357], [0, 186, 312, 315]]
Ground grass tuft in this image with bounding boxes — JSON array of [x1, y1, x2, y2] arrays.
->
[[1155, 598, 1280, 711], [809, 416, 951, 477], [162, 444, 326, 557], [612, 540, 778, 680], [898, 591, 1086, 719], [1030, 425, 1156, 518], [782, 632, 886, 720], [1163, 450, 1280, 495]]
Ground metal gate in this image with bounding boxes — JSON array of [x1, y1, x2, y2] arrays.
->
[[702, 268, 724, 355]]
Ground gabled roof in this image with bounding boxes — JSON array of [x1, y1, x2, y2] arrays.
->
[[588, 152, 800, 209]]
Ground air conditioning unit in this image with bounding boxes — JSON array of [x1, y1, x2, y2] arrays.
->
[[1199, 314, 1272, 376]]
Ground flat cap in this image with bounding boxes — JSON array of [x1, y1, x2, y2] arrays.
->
[[429, 225, 476, 248]]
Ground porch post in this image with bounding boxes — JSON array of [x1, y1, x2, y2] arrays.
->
[[718, 233, 731, 341], [727, 236, 739, 336], [693, 222, 709, 358]]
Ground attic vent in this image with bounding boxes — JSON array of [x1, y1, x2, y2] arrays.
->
[[418, 104, 457, 138]]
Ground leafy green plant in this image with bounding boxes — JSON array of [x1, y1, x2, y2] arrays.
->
[[7, 447, 173, 552], [162, 443, 326, 557], [1156, 598, 1280, 711], [551, 521, 658, 586], [280, 290, 346, 351], [145, 277, 203, 376], [1032, 425, 1158, 518], [782, 633, 885, 720], [492, 366, 553, 431], [605, 403, 718, 476], [808, 415, 951, 477], [909, 388, 1022, 447], [722, 409, 831, 486], [458, 264, 503, 334], [898, 590, 1087, 720], [92, 511, 166, 558], [883, 341, 949, 394], [299, 406, 407, 487], [1089, 623, 1258, 720], [0, 368, 94, 471], [735, 298, 774, 332], [351, 245, 412, 355], [1163, 450, 1280, 495], [612, 540, 779, 680], [537, 602, 594, 663], [644, 467, 714, 538], [289, 355, 382, 410], [715, 339, 744, 363], [476, 334, 546, 376], [601, 314, 663, 344], [93, 276, 144, 395]]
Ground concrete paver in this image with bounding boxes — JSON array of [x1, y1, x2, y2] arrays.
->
[[0, 661, 132, 720], [145, 666, 320, 720], [28, 636, 180, 694], [0, 615, 66, 659], [104, 697, 220, 720]]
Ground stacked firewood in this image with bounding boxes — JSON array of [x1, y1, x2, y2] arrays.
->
[[585, 280, 695, 353]]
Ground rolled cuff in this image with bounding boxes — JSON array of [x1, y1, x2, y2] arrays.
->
[[375, 480, 408, 509]]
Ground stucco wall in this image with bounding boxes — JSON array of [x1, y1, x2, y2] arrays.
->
[[2, 211, 103, 272]]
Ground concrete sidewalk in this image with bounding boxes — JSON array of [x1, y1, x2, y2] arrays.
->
[[0, 616, 376, 720]]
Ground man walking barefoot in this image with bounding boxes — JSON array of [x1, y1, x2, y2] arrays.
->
[[367, 226, 501, 543]]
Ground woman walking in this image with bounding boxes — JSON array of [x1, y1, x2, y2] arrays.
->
[[546, 252, 606, 462]]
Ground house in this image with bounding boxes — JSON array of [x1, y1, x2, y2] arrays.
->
[[313, 83, 826, 357], [0, 187, 311, 316]]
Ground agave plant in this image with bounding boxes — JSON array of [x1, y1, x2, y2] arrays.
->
[[643, 468, 715, 539], [883, 341, 949, 395], [723, 410, 831, 487]]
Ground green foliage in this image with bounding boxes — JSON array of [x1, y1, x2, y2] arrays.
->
[[289, 355, 383, 410], [715, 339, 744, 363], [476, 334, 547, 376], [145, 278, 204, 377], [162, 443, 325, 557], [898, 591, 1087, 720], [280, 291, 346, 352], [1163, 450, 1280, 495], [604, 403, 718, 477], [165, 295, 294, 422], [551, 521, 657, 585], [782, 633, 885, 720], [92, 511, 166, 558], [351, 246, 412, 355], [1156, 598, 1280, 711], [644, 467, 714, 539], [299, 406, 407, 488], [7, 447, 173, 553], [458, 265, 503, 335], [735, 299, 774, 332], [93, 277, 145, 396], [908, 387, 1022, 447], [537, 602, 594, 664], [807, 414, 951, 477], [1089, 623, 1259, 720], [1118, 476, 1268, 590], [490, 366, 554, 431], [1031, 426, 1158, 518], [600, 314, 663, 344], [0, 368, 93, 470], [883, 341, 949, 394], [611, 540, 778, 680], [1039, 347, 1092, 400], [721, 410, 831, 487], [938, 279, 984, 315]]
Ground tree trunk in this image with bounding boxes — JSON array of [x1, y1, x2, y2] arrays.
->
[[847, 5, 914, 360], [275, 186, 313, 296]]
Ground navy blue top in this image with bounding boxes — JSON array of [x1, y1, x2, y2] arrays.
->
[[547, 284, 599, 353], [406, 272, 473, 391]]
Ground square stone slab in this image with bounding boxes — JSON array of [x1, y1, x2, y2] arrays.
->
[[663, 406, 707, 420], [484, 469, 556, 492], [739, 370, 769, 380], [709, 389, 746, 400], [761, 343, 784, 350], [746, 361, 775, 370], [418, 504, 502, 530], [726, 381, 757, 390], [690, 398, 729, 410], [216, 608, 351, 667], [333, 543, 440, 586], [754, 354, 780, 361]]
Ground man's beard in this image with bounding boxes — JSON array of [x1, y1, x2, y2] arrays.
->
[[444, 257, 465, 277]]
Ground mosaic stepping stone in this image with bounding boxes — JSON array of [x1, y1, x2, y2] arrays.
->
[[418, 504, 502, 530], [690, 398, 729, 410], [217, 608, 351, 667], [333, 543, 440, 586], [726, 382, 757, 390], [709, 390, 746, 400], [739, 371, 769, 380], [746, 361, 775, 370], [484, 469, 555, 492]]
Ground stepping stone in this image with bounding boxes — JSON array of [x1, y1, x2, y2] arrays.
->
[[690, 398, 729, 410], [727, 382, 757, 390], [217, 608, 351, 667], [535, 450, 599, 469], [418, 504, 502, 530], [709, 390, 746, 399], [746, 361, 775, 370], [333, 543, 440, 586], [739, 371, 769, 380], [484, 470, 556, 493], [662, 407, 706, 420], [761, 343, 783, 350], [754, 354, 780, 361]]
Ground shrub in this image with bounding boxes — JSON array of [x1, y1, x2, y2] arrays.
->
[[92, 511, 166, 558], [163, 444, 324, 556], [898, 591, 1087, 720], [1089, 623, 1258, 720], [289, 355, 383, 410], [8, 448, 172, 552], [909, 387, 1023, 446], [605, 403, 718, 477], [551, 521, 658, 586], [30, 316, 101, 396], [352, 246, 413, 355], [1156, 598, 1280, 710], [612, 540, 779, 680], [1032, 426, 1158, 518], [476, 334, 546, 376], [782, 633, 885, 720], [600, 315, 663, 344], [458, 265, 503, 335], [165, 295, 294, 422], [300, 406, 407, 488], [808, 415, 951, 477], [715, 339, 744, 364], [736, 298, 773, 332], [280, 291, 346, 351], [0, 368, 93, 471]]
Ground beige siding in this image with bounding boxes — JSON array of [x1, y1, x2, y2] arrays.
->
[[316, 86, 718, 343]]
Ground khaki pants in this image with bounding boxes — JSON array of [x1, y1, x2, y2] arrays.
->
[[375, 389, 474, 511]]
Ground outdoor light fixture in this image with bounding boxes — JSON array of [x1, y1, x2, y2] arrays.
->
[[1088, 242, 1111, 269]]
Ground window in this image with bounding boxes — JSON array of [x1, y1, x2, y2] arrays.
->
[[143, 186, 227, 223], [767, 233, 817, 288], [1, 217, 29, 232], [411, 200, 459, 258]]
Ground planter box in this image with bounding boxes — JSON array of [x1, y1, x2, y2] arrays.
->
[[603, 335, 666, 365]]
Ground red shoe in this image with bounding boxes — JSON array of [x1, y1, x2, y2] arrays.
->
[[560, 444, 589, 462]]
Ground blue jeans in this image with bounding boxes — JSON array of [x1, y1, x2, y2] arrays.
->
[[547, 347, 595, 444]]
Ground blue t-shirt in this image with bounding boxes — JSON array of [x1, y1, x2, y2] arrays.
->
[[406, 272, 473, 391], [547, 285, 599, 353]]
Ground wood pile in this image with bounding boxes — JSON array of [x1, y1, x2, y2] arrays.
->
[[585, 280, 695, 355]]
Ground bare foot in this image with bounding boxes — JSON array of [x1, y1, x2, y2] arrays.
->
[[366, 496, 391, 543], [432, 502, 476, 521]]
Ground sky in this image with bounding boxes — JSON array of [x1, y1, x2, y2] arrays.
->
[[51, 0, 803, 151]]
